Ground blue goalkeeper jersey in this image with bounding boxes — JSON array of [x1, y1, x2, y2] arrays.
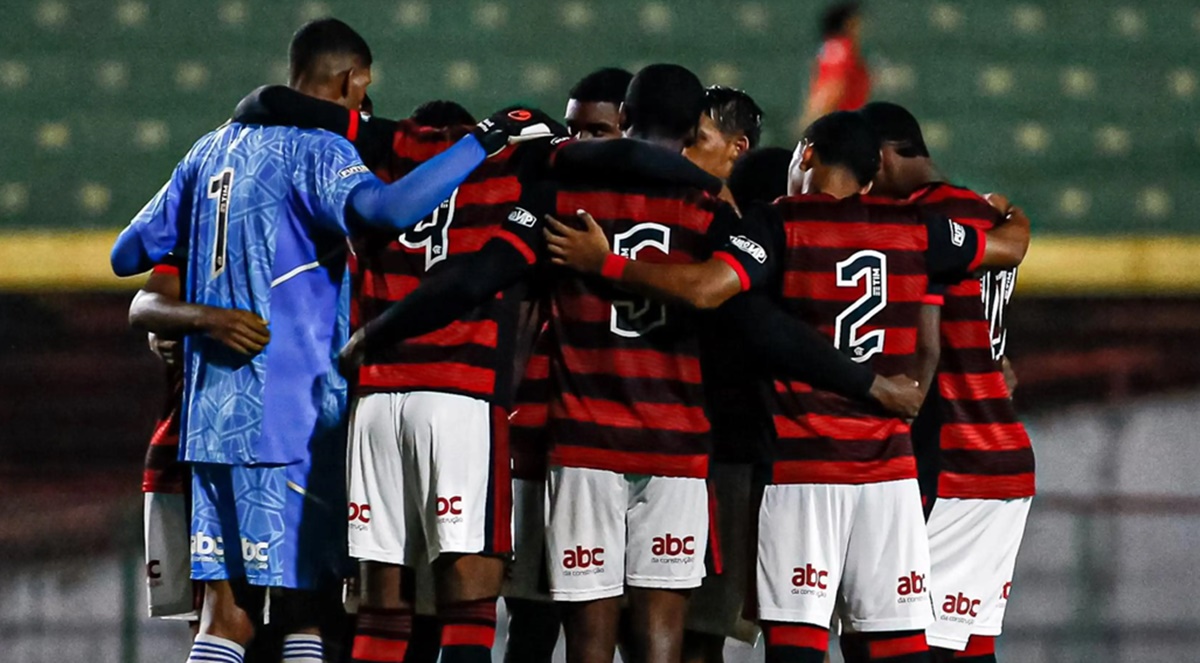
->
[[130, 122, 376, 465]]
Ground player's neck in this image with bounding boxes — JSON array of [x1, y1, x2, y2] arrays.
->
[[899, 160, 942, 197], [290, 81, 343, 106], [811, 169, 863, 199], [625, 128, 686, 153]]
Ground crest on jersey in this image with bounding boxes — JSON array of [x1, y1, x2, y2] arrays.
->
[[948, 220, 966, 247]]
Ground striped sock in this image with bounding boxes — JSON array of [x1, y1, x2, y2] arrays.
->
[[763, 622, 828, 663], [187, 634, 246, 663], [281, 634, 324, 663], [352, 607, 413, 663], [439, 598, 497, 663]]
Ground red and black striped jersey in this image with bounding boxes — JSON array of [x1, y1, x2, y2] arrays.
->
[[353, 125, 550, 408], [749, 193, 984, 485], [503, 142, 758, 478], [910, 182, 1035, 499], [510, 331, 552, 481]]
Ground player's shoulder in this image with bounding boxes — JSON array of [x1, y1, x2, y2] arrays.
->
[[910, 181, 1000, 227]]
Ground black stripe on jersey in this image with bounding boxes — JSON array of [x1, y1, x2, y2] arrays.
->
[[939, 448, 1037, 475]]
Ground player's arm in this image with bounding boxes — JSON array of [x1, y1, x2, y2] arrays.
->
[[543, 205, 770, 310], [716, 292, 925, 418], [925, 204, 1031, 283], [129, 264, 271, 356], [1001, 355, 1018, 394], [111, 154, 198, 276], [550, 138, 723, 193]]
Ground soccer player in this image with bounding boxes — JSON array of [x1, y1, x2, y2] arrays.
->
[[684, 86, 764, 189], [676, 84, 769, 663], [859, 101, 1035, 663], [727, 147, 793, 212], [542, 111, 1031, 663], [109, 18, 547, 663], [564, 67, 633, 140]]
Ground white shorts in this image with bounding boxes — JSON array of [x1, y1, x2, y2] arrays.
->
[[504, 477, 551, 601], [756, 479, 932, 632], [686, 463, 761, 644], [925, 497, 1032, 650], [347, 392, 512, 567], [546, 466, 708, 602], [144, 492, 198, 620]]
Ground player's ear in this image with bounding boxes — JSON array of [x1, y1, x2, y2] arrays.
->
[[733, 135, 751, 159], [618, 102, 630, 132], [799, 144, 816, 172], [860, 180, 874, 195]]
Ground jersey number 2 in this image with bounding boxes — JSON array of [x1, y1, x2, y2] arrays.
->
[[834, 250, 887, 363], [399, 187, 458, 271], [207, 168, 234, 278], [610, 223, 671, 338]]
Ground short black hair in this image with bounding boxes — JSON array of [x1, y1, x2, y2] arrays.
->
[[858, 101, 930, 158], [569, 67, 633, 104], [703, 86, 764, 148], [729, 147, 793, 209], [409, 100, 476, 128], [624, 64, 706, 141], [802, 111, 880, 187], [288, 18, 372, 85], [820, 2, 862, 40]]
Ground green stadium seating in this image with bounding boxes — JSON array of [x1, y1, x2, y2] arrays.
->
[[0, 0, 1196, 234]]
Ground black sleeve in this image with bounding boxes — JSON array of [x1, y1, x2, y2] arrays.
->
[[706, 202, 783, 291], [924, 214, 983, 284], [361, 239, 533, 346], [715, 291, 876, 400], [492, 144, 559, 259], [231, 85, 398, 170], [551, 139, 723, 193]]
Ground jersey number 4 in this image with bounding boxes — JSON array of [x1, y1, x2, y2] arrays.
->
[[834, 250, 887, 363], [399, 187, 458, 271], [207, 168, 234, 278], [610, 223, 671, 338]]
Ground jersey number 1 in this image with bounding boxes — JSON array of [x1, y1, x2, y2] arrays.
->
[[834, 250, 887, 363], [207, 168, 234, 278]]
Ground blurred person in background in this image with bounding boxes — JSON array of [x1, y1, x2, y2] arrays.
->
[[798, 2, 870, 134]]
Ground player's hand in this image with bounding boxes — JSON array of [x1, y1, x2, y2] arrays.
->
[[148, 333, 182, 369], [200, 307, 270, 356], [544, 210, 611, 274], [984, 192, 1013, 216], [338, 328, 368, 378], [868, 374, 923, 418], [472, 107, 564, 156]]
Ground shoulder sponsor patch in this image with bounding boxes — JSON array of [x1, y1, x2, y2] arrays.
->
[[948, 220, 966, 247], [338, 164, 370, 179], [507, 207, 538, 228], [729, 235, 767, 263]]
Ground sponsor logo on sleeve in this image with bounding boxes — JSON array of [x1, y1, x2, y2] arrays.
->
[[507, 207, 538, 228], [729, 235, 767, 263], [338, 164, 370, 179], [948, 220, 966, 247]]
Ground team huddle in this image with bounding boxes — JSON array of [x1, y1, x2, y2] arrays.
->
[[113, 17, 1035, 663]]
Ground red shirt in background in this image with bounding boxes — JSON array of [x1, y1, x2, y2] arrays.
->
[[811, 36, 871, 111]]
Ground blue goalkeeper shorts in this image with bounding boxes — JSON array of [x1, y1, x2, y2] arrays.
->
[[190, 441, 348, 589]]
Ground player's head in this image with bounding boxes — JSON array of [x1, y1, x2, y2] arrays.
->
[[790, 111, 880, 197], [564, 67, 633, 141], [409, 100, 476, 128], [288, 18, 373, 111], [821, 2, 863, 43], [684, 86, 764, 181], [729, 147, 793, 209], [622, 64, 706, 149], [857, 101, 933, 198]]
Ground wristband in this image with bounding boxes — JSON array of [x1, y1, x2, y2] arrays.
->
[[601, 253, 628, 280]]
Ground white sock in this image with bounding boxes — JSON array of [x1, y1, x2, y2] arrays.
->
[[282, 633, 324, 663], [187, 633, 245, 663]]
